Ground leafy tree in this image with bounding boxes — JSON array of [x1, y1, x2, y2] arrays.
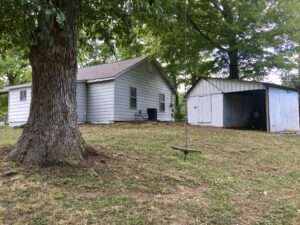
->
[[128, 0, 286, 82], [0, 0, 152, 165], [276, 0, 300, 86], [0, 50, 31, 86]]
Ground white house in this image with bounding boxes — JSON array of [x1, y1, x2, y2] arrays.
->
[[0, 56, 176, 127], [187, 78, 300, 132]]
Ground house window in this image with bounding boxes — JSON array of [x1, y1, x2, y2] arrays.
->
[[159, 93, 165, 112], [20, 90, 27, 101], [130, 87, 137, 109]]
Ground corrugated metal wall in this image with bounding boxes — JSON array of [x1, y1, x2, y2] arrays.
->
[[208, 79, 265, 93], [76, 82, 87, 123], [268, 87, 300, 132]]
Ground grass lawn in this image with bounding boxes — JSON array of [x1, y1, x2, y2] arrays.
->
[[0, 123, 299, 225]]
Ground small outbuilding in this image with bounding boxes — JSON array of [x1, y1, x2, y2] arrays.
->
[[187, 78, 300, 132]]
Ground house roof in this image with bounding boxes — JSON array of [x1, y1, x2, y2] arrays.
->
[[186, 77, 299, 96], [0, 83, 32, 94], [77, 56, 147, 81], [0, 56, 176, 94]]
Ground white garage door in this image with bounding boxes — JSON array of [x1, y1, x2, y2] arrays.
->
[[198, 96, 212, 123], [187, 97, 198, 124]]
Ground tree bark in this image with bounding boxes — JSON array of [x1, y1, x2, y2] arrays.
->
[[8, 0, 87, 166], [7, 72, 17, 86], [228, 48, 239, 79]]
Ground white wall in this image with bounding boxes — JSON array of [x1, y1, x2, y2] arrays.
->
[[268, 87, 300, 132], [187, 94, 223, 127], [76, 82, 87, 123], [8, 87, 31, 127], [207, 78, 265, 93], [87, 81, 114, 123], [188, 79, 221, 97], [114, 61, 174, 121]]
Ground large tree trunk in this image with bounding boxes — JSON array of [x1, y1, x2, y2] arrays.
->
[[228, 48, 239, 79], [8, 0, 87, 166], [220, 0, 239, 80]]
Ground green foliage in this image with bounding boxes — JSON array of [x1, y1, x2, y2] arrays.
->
[[174, 94, 186, 122], [276, 0, 300, 76], [119, 0, 288, 82], [0, 49, 31, 118], [0, 95, 8, 121], [0, 49, 31, 86], [281, 74, 300, 89]]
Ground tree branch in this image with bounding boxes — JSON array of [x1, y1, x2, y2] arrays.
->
[[186, 14, 226, 52]]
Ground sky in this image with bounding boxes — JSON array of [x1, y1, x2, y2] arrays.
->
[[264, 73, 281, 84]]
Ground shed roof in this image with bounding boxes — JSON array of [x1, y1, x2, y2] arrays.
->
[[0, 83, 32, 94], [187, 77, 299, 96]]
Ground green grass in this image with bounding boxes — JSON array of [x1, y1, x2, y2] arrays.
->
[[0, 123, 299, 224]]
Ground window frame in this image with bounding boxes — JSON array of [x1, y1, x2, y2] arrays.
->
[[159, 93, 165, 112], [20, 90, 27, 102], [130, 87, 137, 109]]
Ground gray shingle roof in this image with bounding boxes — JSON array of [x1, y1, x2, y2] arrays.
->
[[77, 56, 147, 81]]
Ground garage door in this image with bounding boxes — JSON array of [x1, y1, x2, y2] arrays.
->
[[187, 97, 198, 124], [198, 96, 212, 123]]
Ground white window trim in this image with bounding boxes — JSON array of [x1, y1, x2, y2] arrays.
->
[[130, 87, 137, 109], [20, 90, 27, 102], [159, 93, 165, 112]]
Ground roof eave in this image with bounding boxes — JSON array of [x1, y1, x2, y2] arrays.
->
[[0, 90, 9, 95], [85, 77, 115, 83], [150, 59, 177, 94], [264, 83, 300, 92]]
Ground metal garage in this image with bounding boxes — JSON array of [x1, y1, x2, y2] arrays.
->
[[187, 78, 300, 132]]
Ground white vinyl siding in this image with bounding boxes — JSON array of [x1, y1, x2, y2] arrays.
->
[[87, 81, 114, 123], [8, 88, 31, 127], [114, 61, 174, 121], [268, 87, 300, 132], [76, 82, 87, 123]]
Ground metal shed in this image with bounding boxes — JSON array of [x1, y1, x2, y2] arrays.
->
[[187, 78, 300, 132]]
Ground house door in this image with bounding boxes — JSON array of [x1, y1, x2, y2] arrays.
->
[[198, 96, 212, 123]]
